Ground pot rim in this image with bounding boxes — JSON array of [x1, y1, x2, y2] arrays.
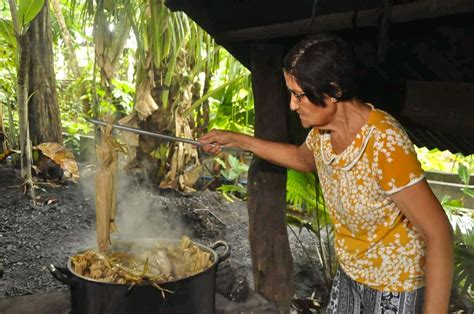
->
[[67, 238, 222, 285]]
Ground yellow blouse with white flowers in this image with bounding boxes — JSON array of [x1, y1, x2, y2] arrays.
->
[[305, 107, 426, 292]]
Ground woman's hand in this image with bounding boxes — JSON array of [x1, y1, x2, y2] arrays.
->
[[199, 129, 241, 155], [199, 129, 316, 172]]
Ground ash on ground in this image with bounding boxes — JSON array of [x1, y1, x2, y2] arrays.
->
[[0, 164, 324, 305]]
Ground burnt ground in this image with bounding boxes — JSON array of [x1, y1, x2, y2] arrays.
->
[[0, 163, 324, 313]]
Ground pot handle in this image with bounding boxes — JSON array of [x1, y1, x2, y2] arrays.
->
[[48, 264, 79, 286], [210, 241, 230, 263]]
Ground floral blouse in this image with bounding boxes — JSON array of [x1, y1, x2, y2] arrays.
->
[[305, 107, 426, 292]]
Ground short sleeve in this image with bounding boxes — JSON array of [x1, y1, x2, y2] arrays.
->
[[371, 124, 424, 195], [305, 128, 318, 152]]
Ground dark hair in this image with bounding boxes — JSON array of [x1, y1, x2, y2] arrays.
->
[[283, 33, 357, 107]]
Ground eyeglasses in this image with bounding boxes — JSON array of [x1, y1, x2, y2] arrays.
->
[[288, 89, 306, 102]]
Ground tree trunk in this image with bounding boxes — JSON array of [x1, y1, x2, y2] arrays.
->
[[7, 100, 17, 149], [27, 0, 62, 145], [8, 0, 35, 201], [0, 97, 4, 152], [247, 42, 293, 313], [50, 0, 80, 78], [17, 35, 33, 177]]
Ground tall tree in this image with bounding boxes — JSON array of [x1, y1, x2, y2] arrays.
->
[[7, 0, 46, 200], [50, 0, 80, 78], [27, 0, 62, 145]]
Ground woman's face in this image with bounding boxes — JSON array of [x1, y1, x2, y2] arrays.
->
[[284, 72, 336, 129]]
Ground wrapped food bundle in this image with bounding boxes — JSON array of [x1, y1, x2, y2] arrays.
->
[[95, 122, 121, 252], [71, 236, 213, 285]]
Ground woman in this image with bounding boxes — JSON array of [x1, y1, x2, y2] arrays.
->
[[199, 33, 453, 313]]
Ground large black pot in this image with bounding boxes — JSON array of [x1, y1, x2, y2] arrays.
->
[[49, 239, 230, 314]]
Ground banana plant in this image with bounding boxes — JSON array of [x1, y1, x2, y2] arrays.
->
[[91, 0, 252, 187], [76, 0, 254, 188]]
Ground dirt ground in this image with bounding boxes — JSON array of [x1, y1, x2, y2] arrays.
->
[[0, 163, 324, 312]]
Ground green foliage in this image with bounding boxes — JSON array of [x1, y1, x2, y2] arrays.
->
[[416, 146, 474, 174], [458, 163, 471, 185], [58, 75, 133, 152], [462, 187, 474, 199], [0, 14, 17, 126], [441, 163, 474, 302], [57, 74, 94, 153], [185, 75, 245, 117], [0, 18, 16, 48], [0, 22, 17, 148], [286, 169, 317, 209], [419, 147, 474, 303], [215, 154, 249, 201], [0, 57, 15, 104], [215, 155, 248, 182], [17, 0, 45, 27], [286, 170, 335, 286], [217, 184, 247, 202], [458, 162, 474, 199], [110, 79, 135, 115], [454, 232, 474, 302], [205, 50, 254, 135], [149, 144, 169, 179], [32, 0, 255, 172], [62, 119, 92, 153], [441, 162, 473, 211], [442, 195, 464, 209]]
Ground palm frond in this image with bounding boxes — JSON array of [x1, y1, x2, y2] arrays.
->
[[286, 169, 317, 209], [454, 243, 474, 301]]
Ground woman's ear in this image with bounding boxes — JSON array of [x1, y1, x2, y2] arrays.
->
[[330, 82, 342, 98]]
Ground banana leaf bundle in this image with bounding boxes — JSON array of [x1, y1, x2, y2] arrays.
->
[[95, 122, 123, 252]]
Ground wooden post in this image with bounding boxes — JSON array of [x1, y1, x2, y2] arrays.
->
[[247, 42, 293, 313]]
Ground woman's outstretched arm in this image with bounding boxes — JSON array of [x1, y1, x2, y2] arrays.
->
[[199, 130, 316, 172]]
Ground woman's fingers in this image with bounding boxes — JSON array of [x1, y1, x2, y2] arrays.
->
[[199, 130, 227, 145], [199, 129, 237, 155], [210, 143, 221, 154], [201, 143, 221, 154], [199, 130, 219, 144]]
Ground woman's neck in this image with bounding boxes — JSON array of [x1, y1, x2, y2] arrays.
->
[[325, 99, 372, 153]]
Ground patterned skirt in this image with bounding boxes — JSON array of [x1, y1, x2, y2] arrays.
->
[[326, 268, 424, 314]]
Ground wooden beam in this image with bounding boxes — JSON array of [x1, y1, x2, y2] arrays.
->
[[247, 42, 293, 312], [402, 80, 474, 139], [216, 0, 474, 42]]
